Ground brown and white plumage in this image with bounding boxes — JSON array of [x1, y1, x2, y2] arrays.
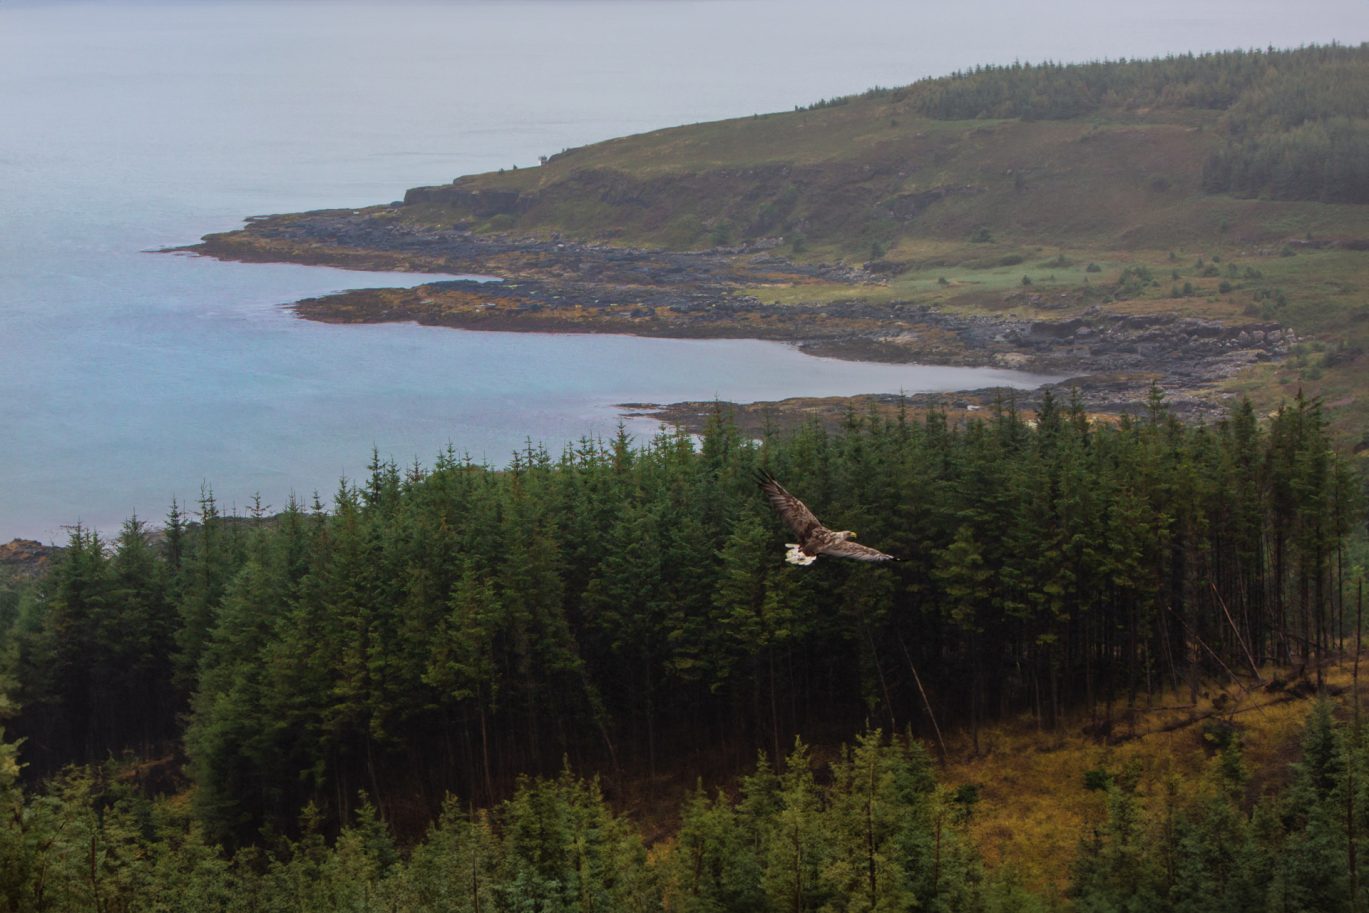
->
[[755, 471, 897, 565]]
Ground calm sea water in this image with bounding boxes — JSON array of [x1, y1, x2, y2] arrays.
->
[[3, 0, 1365, 540]]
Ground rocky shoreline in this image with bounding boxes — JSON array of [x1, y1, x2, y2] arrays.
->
[[189, 208, 1296, 423], [619, 378, 1224, 438]]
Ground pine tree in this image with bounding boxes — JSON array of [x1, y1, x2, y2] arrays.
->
[[663, 784, 765, 913], [106, 516, 176, 752], [424, 561, 505, 806], [395, 796, 500, 913], [46, 525, 110, 762], [760, 740, 833, 913]]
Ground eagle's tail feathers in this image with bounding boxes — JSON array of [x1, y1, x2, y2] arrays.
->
[[785, 544, 817, 566]]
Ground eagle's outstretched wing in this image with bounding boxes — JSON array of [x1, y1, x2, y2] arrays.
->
[[811, 535, 897, 563], [755, 471, 822, 540]]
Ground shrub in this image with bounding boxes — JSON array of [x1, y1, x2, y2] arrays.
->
[[1322, 344, 1359, 368], [1116, 265, 1154, 297], [1083, 769, 1113, 791]]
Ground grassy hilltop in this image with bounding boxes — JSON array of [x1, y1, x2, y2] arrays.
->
[[416, 46, 1369, 249]]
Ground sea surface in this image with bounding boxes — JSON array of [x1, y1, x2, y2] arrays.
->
[[3, 0, 1365, 541]]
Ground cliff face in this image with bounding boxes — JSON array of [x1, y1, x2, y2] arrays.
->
[[404, 184, 522, 217]]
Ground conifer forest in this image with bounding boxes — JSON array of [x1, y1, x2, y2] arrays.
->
[[2, 391, 1367, 911]]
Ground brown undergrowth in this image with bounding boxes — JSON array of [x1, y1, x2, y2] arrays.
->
[[940, 659, 1364, 895]]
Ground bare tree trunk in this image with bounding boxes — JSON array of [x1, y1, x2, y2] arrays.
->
[[479, 707, 494, 807], [768, 647, 782, 770], [896, 632, 947, 765], [865, 748, 878, 910]]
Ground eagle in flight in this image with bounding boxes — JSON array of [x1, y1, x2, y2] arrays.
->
[[756, 471, 897, 565]]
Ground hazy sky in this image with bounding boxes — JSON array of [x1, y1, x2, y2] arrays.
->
[[9, 2, 1368, 80]]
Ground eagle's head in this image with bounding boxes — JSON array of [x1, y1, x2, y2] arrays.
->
[[837, 530, 857, 540]]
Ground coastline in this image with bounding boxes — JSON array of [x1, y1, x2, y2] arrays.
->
[[187, 209, 1296, 425]]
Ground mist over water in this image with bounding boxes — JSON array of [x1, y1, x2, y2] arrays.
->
[[3, 0, 1366, 540]]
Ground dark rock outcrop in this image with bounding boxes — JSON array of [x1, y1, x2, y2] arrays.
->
[[0, 538, 60, 579]]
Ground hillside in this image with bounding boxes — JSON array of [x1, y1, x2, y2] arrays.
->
[[194, 45, 1369, 441]]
